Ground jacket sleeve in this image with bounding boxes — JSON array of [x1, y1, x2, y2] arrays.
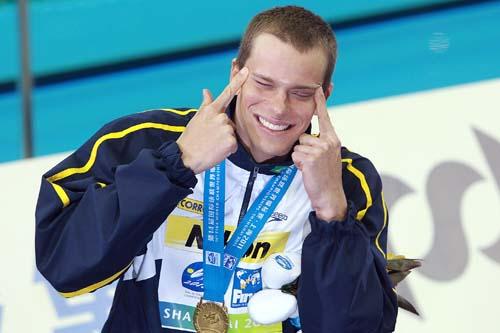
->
[[297, 156, 398, 333], [35, 111, 197, 298]]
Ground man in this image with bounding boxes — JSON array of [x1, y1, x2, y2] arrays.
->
[[35, 6, 397, 333]]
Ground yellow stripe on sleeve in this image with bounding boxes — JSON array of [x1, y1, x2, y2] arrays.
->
[[342, 158, 373, 220], [45, 121, 187, 207], [48, 122, 186, 183], [159, 108, 197, 115], [59, 262, 132, 298], [375, 191, 388, 259], [50, 182, 70, 208]]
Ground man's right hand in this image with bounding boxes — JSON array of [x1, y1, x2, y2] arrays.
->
[[176, 67, 249, 174]]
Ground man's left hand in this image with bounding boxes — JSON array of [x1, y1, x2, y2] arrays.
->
[[291, 88, 347, 222]]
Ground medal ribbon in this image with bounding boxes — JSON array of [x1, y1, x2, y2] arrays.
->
[[203, 161, 297, 302]]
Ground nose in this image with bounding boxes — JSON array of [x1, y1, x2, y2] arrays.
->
[[270, 89, 288, 117]]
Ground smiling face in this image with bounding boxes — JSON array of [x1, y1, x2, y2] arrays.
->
[[232, 33, 332, 163]]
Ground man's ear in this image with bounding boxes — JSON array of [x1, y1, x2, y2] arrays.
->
[[230, 58, 240, 81], [324, 82, 334, 100], [230, 58, 245, 96]]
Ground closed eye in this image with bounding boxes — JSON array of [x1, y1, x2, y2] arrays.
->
[[254, 79, 272, 88], [291, 90, 314, 98]]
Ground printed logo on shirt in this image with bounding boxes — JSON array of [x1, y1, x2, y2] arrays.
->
[[267, 211, 288, 223], [177, 197, 203, 215], [181, 262, 204, 292], [274, 255, 293, 270], [231, 268, 262, 308], [270, 165, 287, 174], [165, 216, 290, 264]]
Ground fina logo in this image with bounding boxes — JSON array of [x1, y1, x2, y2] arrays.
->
[[274, 255, 293, 270], [231, 268, 262, 308], [181, 262, 204, 292]]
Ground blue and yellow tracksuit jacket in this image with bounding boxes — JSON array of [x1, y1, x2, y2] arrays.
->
[[35, 103, 397, 332]]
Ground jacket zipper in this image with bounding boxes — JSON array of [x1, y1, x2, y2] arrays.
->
[[237, 166, 259, 225]]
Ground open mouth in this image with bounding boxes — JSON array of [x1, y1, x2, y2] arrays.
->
[[257, 116, 291, 132]]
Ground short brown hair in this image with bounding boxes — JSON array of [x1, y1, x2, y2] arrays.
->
[[237, 6, 337, 91]]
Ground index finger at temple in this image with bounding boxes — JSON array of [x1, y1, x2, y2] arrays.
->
[[316, 87, 334, 135], [212, 67, 249, 111]]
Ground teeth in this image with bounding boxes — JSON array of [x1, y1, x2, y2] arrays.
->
[[258, 116, 290, 131]]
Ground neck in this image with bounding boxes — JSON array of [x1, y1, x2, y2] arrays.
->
[[235, 131, 291, 164]]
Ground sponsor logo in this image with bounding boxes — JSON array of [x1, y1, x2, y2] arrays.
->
[[181, 262, 204, 292], [177, 197, 203, 215], [159, 302, 195, 331], [165, 216, 289, 263], [205, 251, 220, 266], [223, 254, 237, 269], [270, 166, 287, 174], [231, 268, 262, 308], [159, 301, 281, 332], [267, 212, 288, 223], [274, 255, 293, 270]]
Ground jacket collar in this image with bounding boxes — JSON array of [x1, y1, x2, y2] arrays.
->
[[226, 97, 306, 175]]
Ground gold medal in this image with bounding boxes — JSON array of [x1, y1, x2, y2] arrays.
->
[[193, 299, 229, 333]]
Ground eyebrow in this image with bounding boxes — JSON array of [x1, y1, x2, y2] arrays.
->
[[251, 73, 321, 90]]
